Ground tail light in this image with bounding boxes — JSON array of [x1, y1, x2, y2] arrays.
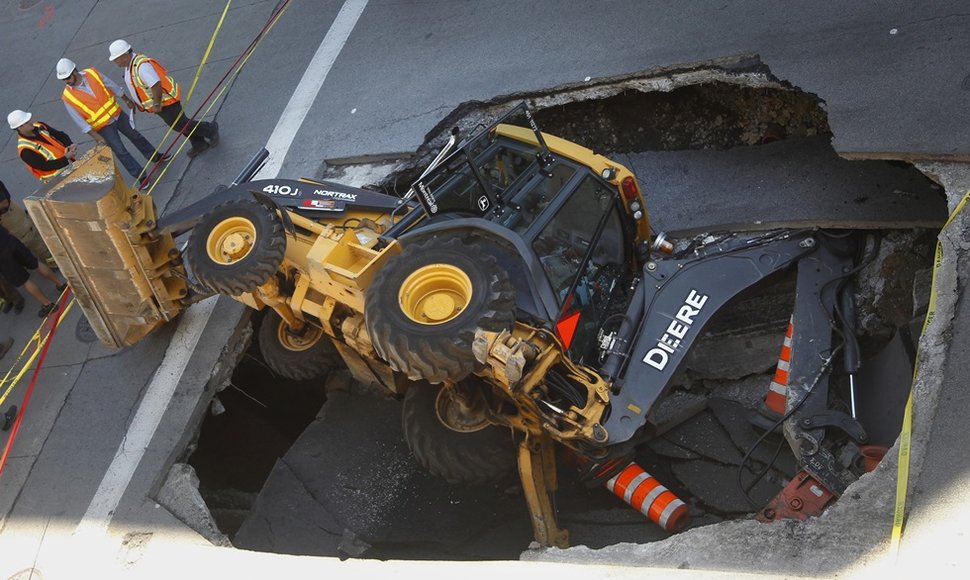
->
[[621, 176, 640, 200]]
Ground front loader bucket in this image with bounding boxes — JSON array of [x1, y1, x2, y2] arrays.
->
[[24, 146, 187, 348]]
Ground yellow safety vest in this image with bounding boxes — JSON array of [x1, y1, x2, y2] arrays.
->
[[62, 68, 121, 131], [17, 123, 68, 182], [130, 54, 181, 109]]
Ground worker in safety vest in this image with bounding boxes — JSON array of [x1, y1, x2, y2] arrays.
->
[[7, 110, 77, 183], [57, 57, 169, 189], [108, 40, 220, 159]]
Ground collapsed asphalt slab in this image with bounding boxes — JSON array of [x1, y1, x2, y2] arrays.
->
[[232, 375, 712, 559], [614, 136, 946, 235], [232, 379, 535, 560]]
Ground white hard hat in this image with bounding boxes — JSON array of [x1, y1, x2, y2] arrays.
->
[[108, 39, 131, 61], [7, 110, 32, 130], [56, 57, 77, 80]]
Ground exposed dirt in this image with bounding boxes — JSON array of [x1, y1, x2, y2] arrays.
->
[[532, 83, 830, 153]]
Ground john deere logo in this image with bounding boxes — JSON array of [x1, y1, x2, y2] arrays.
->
[[478, 196, 490, 212]]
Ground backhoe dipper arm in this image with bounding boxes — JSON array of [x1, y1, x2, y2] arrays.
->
[[781, 238, 866, 496], [601, 231, 820, 444]]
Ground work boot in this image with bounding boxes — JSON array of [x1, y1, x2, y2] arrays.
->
[[13, 300, 24, 315], [206, 121, 220, 148], [38, 302, 57, 318], [2, 406, 17, 431], [1, 300, 10, 314], [187, 142, 210, 158], [0, 337, 12, 360]]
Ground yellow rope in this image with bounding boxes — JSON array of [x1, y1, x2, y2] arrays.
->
[[141, 1, 291, 192], [133, 0, 234, 186], [184, 0, 233, 105]]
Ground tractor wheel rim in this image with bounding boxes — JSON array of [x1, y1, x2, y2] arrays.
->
[[435, 387, 490, 433], [207, 217, 257, 264], [276, 321, 323, 352], [399, 264, 473, 325]]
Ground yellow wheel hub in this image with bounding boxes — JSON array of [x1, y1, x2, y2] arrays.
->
[[276, 321, 323, 352], [399, 264, 473, 325], [207, 217, 257, 264]]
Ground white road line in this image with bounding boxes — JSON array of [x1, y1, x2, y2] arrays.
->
[[259, 0, 370, 179], [76, 0, 369, 536], [77, 296, 218, 535]]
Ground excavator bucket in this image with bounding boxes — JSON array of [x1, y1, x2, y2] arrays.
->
[[23, 146, 187, 348]]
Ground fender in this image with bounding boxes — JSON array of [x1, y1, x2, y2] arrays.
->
[[158, 179, 403, 237]]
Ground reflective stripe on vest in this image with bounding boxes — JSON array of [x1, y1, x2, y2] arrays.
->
[[130, 54, 181, 109], [62, 68, 120, 131], [17, 123, 68, 182]]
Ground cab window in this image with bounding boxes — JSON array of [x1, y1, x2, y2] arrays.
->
[[533, 176, 626, 362]]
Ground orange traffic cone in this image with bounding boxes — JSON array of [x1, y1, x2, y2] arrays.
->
[[764, 317, 794, 415], [605, 462, 689, 533]]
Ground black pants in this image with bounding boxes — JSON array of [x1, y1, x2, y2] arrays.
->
[[0, 235, 38, 287], [157, 102, 216, 150]]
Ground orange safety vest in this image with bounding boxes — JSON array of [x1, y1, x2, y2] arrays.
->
[[62, 68, 121, 131], [129, 54, 181, 109], [17, 123, 68, 182]]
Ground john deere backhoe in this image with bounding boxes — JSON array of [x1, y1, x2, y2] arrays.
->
[[27, 104, 882, 546]]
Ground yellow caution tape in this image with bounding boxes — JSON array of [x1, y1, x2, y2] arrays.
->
[[890, 188, 970, 558], [0, 296, 76, 407]]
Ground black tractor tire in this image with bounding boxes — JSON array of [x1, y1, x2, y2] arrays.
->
[[257, 309, 341, 381], [365, 236, 515, 384], [402, 381, 517, 486], [187, 199, 286, 296]]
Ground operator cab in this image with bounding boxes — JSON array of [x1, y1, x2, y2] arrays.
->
[[391, 104, 641, 368]]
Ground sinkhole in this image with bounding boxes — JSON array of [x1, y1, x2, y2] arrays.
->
[[187, 59, 947, 560]]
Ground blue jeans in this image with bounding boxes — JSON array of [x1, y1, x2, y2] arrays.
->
[[98, 115, 160, 180]]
